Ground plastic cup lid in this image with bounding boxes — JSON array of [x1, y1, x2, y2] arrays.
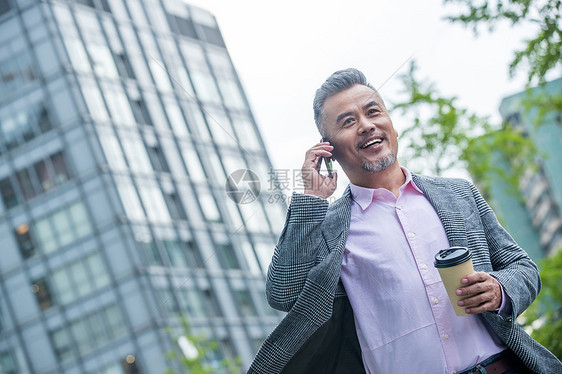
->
[[434, 246, 472, 268]]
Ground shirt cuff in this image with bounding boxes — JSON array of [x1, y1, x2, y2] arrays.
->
[[495, 284, 513, 316]]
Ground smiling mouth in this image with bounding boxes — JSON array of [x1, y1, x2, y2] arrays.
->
[[360, 138, 383, 149]]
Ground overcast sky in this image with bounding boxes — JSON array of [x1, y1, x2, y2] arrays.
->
[[186, 0, 539, 198]]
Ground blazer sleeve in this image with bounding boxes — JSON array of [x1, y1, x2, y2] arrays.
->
[[265, 192, 329, 312], [469, 181, 541, 319]]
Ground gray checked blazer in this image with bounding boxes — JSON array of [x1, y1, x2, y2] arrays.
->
[[247, 174, 562, 374]]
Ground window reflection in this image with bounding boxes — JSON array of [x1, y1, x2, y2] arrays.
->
[[204, 107, 235, 146], [14, 201, 93, 257], [119, 130, 152, 173], [179, 145, 206, 183], [0, 97, 55, 152], [197, 191, 221, 223], [0, 178, 18, 209], [1, 151, 71, 208], [80, 81, 110, 122], [116, 176, 146, 221], [49, 304, 126, 362], [97, 127, 127, 171], [231, 115, 262, 151], [0, 48, 38, 97], [31, 278, 54, 311], [138, 182, 172, 223]]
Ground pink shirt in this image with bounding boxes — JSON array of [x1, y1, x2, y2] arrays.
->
[[340, 168, 506, 374]]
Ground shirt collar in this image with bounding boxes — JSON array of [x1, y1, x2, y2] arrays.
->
[[349, 167, 424, 210]]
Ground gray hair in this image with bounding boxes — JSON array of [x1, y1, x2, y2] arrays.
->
[[313, 68, 381, 137]]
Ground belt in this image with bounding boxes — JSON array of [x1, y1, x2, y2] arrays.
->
[[465, 350, 522, 374]]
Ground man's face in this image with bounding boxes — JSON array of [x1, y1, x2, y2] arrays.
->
[[322, 84, 398, 181]]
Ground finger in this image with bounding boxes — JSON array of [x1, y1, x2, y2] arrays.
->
[[457, 281, 488, 297], [461, 272, 488, 285], [305, 148, 333, 159], [464, 299, 498, 314], [304, 151, 333, 168], [457, 292, 490, 308]]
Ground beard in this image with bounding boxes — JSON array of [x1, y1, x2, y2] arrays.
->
[[361, 152, 396, 173]]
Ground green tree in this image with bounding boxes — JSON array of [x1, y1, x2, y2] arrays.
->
[[392, 61, 537, 198], [522, 249, 562, 358], [443, 0, 561, 85], [164, 316, 241, 374]]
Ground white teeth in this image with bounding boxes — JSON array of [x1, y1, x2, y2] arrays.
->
[[361, 139, 382, 149]]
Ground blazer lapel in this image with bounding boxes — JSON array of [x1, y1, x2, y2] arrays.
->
[[323, 185, 352, 254], [412, 175, 469, 249]]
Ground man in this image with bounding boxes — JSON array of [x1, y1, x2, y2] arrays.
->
[[247, 69, 562, 374]]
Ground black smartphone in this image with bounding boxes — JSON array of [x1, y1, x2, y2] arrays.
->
[[319, 138, 334, 178]]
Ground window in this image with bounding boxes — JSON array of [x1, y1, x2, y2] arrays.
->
[[162, 240, 189, 268], [52, 269, 73, 304], [50, 328, 73, 362], [137, 236, 162, 266], [114, 53, 135, 79], [138, 183, 172, 223], [203, 290, 222, 317], [31, 278, 54, 310], [0, 350, 18, 374], [50, 304, 126, 362], [177, 289, 206, 318], [235, 290, 257, 316], [147, 144, 170, 173], [166, 13, 197, 39], [164, 192, 187, 220], [216, 243, 240, 270], [3, 151, 71, 208], [76, 0, 95, 7], [180, 146, 206, 183], [201, 24, 225, 47], [105, 304, 126, 338], [131, 98, 153, 125], [119, 132, 152, 173], [0, 178, 18, 208], [15, 224, 35, 259], [51, 252, 110, 305], [16, 201, 92, 257], [0, 1, 11, 17], [0, 49, 38, 99], [16, 168, 36, 201], [198, 192, 221, 222], [185, 240, 204, 268], [117, 177, 146, 221], [71, 319, 92, 354], [51, 152, 70, 184]]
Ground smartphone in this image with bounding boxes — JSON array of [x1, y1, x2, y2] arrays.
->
[[319, 138, 334, 178]]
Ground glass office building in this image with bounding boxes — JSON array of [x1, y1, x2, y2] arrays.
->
[[0, 0, 287, 373], [483, 78, 562, 259]]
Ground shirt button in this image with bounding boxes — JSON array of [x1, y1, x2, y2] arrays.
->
[[421, 264, 428, 269], [396, 205, 402, 210], [433, 298, 439, 304], [408, 232, 415, 238], [444, 334, 449, 339]]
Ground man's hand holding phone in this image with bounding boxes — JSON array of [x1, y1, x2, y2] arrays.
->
[[302, 140, 338, 199]]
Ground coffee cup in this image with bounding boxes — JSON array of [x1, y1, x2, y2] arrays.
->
[[434, 246, 474, 316]]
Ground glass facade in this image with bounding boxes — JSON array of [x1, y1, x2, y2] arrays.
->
[[487, 78, 562, 259], [0, 1, 285, 373]]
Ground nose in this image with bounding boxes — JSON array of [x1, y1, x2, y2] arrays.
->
[[356, 115, 376, 135]]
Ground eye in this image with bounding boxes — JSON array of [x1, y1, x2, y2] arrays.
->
[[342, 117, 355, 127], [367, 108, 380, 116]]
